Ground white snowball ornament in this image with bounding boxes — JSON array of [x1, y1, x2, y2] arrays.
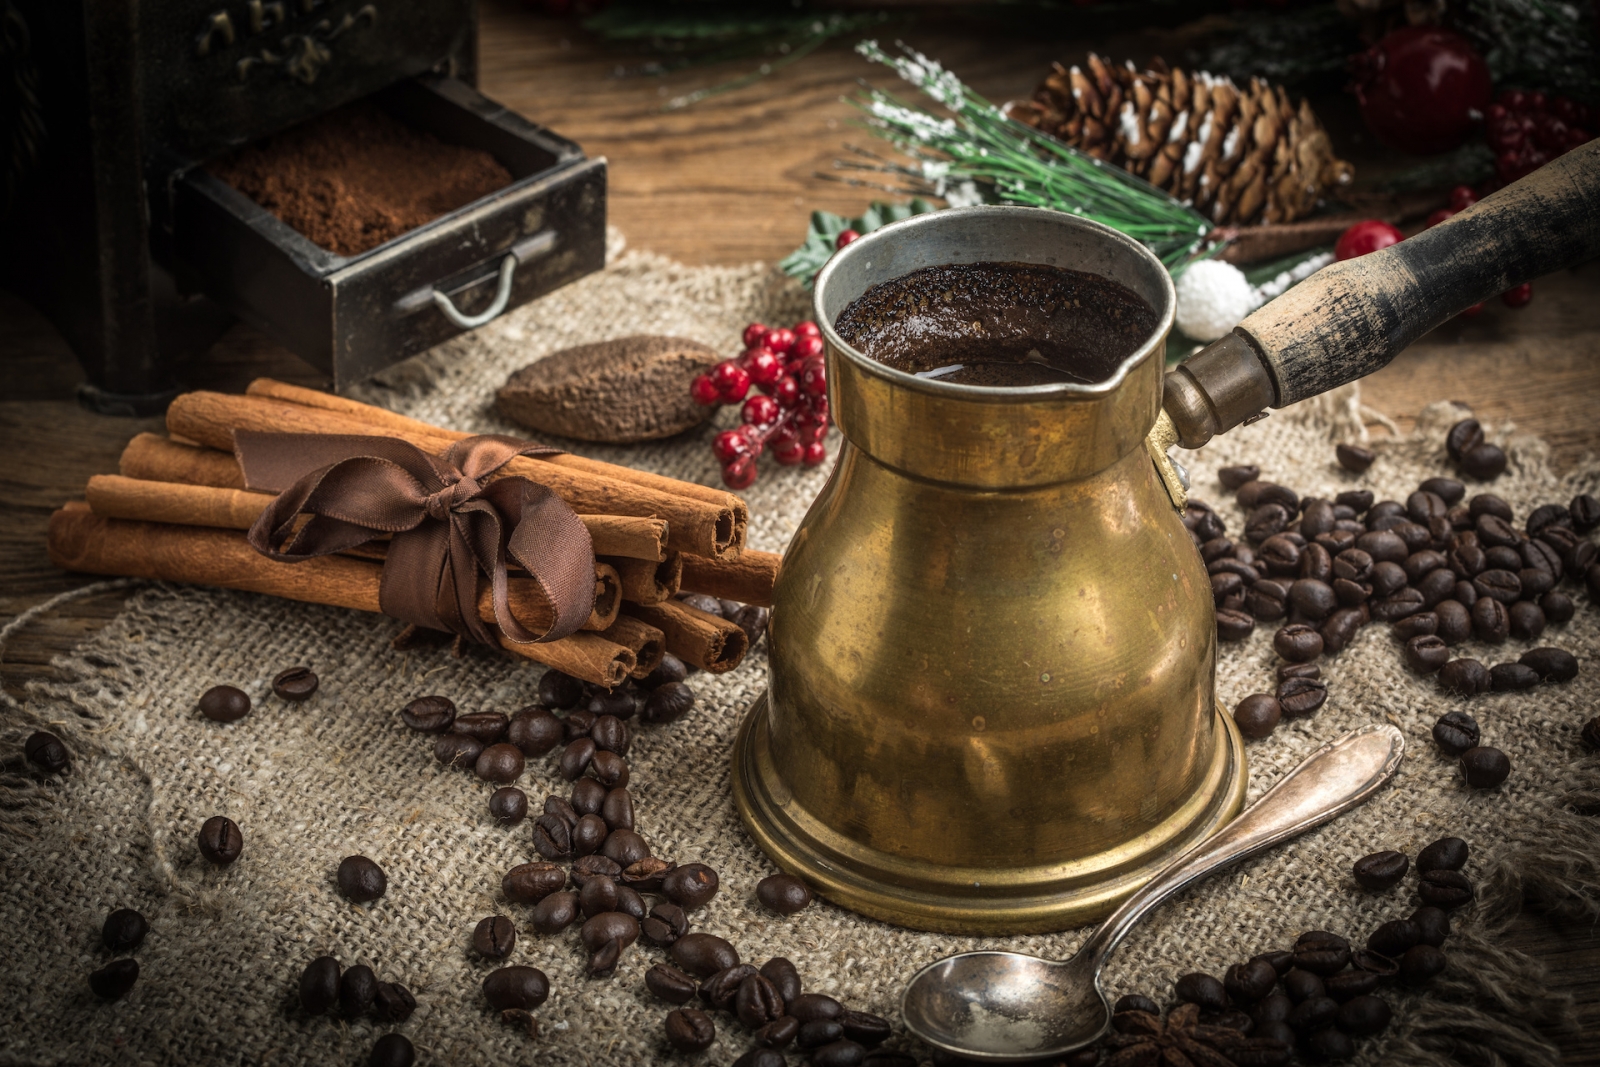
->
[[1174, 259, 1261, 342]]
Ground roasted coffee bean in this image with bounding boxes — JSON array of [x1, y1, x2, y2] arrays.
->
[[1404, 634, 1450, 674], [1278, 664, 1321, 682], [610, 885, 644, 922], [600, 827, 650, 866], [1408, 491, 1448, 525], [23, 730, 69, 774], [790, 993, 845, 1023], [761, 957, 803, 1004], [1570, 493, 1600, 532], [506, 708, 563, 756], [1274, 623, 1323, 662], [1369, 499, 1407, 523], [1211, 571, 1245, 606], [1410, 906, 1451, 947], [1322, 602, 1371, 647], [1419, 477, 1465, 506], [1403, 549, 1447, 583], [590, 749, 629, 789], [1461, 443, 1507, 480], [271, 666, 318, 701], [586, 687, 639, 722], [1284, 971, 1330, 1009], [642, 681, 697, 725], [1432, 711, 1482, 756], [102, 908, 148, 953], [1235, 481, 1269, 509], [1484, 545, 1522, 572], [580, 911, 639, 953], [839, 1010, 891, 1046], [590, 714, 630, 757], [1584, 717, 1600, 751], [299, 956, 340, 1014], [1302, 499, 1337, 538], [571, 854, 622, 886], [1216, 608, 1256, 642], [572, 813, 608, 857], [679, 591, 725, 616], [1521, 646, 1579, 682], [1293, 931, 1350, 976], [1277, 677, 1328, 718], [1210, 559, 1261, 585], [533, 813, 574, 861], [1356, 530, 1409, 565], [1220, 465, 1261, 490], [1335, 995, 1391, 1038], [1447, 420, 1485, 461], [1245, 580, 1289, 621], [476, 742, 525, 784], [198, 684, 251, 723], [473, 914, 517, 959], [1367, 919, 1421, 958], [1350, 949, 1399, 977], [1472, 569, 1522, 604], [736, 974, 787, 1029], [798, 1020, 845, 1049], [1300, 542, 1334, 584], [88, 958, 139, 1001], [571, 776, 606, 815], [1393, 612, 1437, 640], [1336, 489, 1374, 513], [1201, 536, 1236, 563], [1523, 536, 1564, 577], [1452, 580, 1478, 606], [662, 863, 720, 910], [1323, 970, 1379, 1002], [530, 891, 579, 935], [1539, 592, 1575, 625], [1174, 972, 1228, 1011], [434, 733, 483, 769], [1253, 950, 1295, 976], [700, 963, 759, 1010], [454, 712, 509, 744], [1353, 850, 1409, 891], [1399, 944, 1447, 986], [1435, 601, 1472, 645], [1287, 994, 1338, 1033], [1115, 993, 1162, 1017], [1371, 587, 1426, 621], [1233, 695, 1281, 739], [503, 861, 566, 904], [1475, 512, 1519, 547], [732, 604, 771, 645], [1414, 838, 1467, 877], [1369, 561, 1407, 597], [1438, 660, 1491, 699], [737, 1048, 790, 1067], [1250, 1024, 1297, 1059], [1419, 869, 1475, 909], [579, 873, 619, 917], [750, 872, 813, 916], [338, 855, 387, 903], [1331, 549, 1371, 584], [1518, 567, 1554, 598], [538, 669, 585, 710], [1461, 746, 1511, 787], [642, 901, 689, 945], [596, 788, 635, 834], [1258, 535, 1302, 576], [368, 1034, 415, 1067], [557, 737, 596, 781], [1335, 443, 1374, 472], [198, 815, 243, 865], [1471, 597, 1509, 643], [1316, 529, 1358, 555], [1225, 959, 1279, 1004], [340, 964, 377, 1016], [673, 932, 739, 977], [813, 1040, 869, 1067], [1415, 567, 1458, 608], [483, 965, 550, 1011], [1246, 503, 1291, 543], [1489, 663, 1539, 692], [622, 857, 674, 891], [1567, 539, 1599, 577], [489, 787, 528, 826], [401, 695, 456, 732], [647, 962, 700, 1004], [374, 981, 416, 1023], [563, 709, 597, 739], [1289, 578, 1336, 621], [639, 652, 689, 691]]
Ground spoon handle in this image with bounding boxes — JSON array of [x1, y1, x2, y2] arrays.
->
[[1080, 723, 1405, 962]]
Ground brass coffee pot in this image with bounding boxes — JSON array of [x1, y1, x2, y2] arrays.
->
[[733, 143, 1600, 934]]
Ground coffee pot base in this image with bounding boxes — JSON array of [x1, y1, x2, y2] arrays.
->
[[732, 692, 1247, 935]]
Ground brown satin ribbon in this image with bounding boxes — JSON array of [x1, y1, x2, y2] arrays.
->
[[236, 431, 596, 646]]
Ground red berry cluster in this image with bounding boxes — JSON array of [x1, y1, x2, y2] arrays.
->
[[1485, 90, 1593, 186], [690, 320, 831, 489], [1426, 186, 1532, 315]]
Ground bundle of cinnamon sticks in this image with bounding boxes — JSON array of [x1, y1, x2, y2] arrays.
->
[[49, 379, 782, 688]]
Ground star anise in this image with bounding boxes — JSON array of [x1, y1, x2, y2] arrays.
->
[[1102, 1003, 1289, 1067]]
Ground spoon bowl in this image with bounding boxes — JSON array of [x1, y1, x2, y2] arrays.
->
[[901, 725, 1405, 1062]]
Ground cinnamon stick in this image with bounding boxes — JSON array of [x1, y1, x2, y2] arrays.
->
[[49, 506, 622, 649], [604, 552, 681, 606], [116, 441, 672, 561], [246, 377, 749, 549], [599, 615, 667, 680], [623, 599, 748, 674], [679, 549, 780, 608], [167, 391, 738, 557], [498, 630, 634, 688]]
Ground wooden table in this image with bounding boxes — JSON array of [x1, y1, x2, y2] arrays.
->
[[3, 3, 1598, 1059]]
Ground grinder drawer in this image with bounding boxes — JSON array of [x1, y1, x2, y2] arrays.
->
[[169, 74, 606, 386]]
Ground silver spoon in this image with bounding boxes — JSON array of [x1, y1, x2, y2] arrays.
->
[[901, 723, 1405, 1063]]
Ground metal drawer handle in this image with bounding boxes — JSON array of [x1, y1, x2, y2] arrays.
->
[[433, 253, 516, 329], [395, 229, 558, 328]]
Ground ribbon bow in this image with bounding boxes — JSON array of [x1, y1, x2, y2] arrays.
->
[[238, 431, 595, 646]]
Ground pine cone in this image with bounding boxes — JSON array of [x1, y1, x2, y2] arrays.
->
[[1007, 55, 1354, 227]]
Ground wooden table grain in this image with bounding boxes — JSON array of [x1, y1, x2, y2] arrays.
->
[[2, 3, 1597, 1060]]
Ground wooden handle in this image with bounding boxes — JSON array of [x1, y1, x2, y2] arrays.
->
[[1238, 140, 1600, 405]]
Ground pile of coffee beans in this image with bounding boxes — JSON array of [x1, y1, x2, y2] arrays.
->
[[1087, 836, 1473, 1065], [1204, 425, 1593, 760], [296, 954, 417, 1064], [87, 907, 149, 1002]]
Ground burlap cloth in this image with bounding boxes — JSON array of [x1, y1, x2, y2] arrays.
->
[[4, 236, 1599, 1067]]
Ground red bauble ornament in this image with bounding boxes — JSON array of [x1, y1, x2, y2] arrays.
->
[[690, 374, 721, 406], [765, 327, 796, 355], [802, 442, 828, 467], [742, 394, 780, 426], [1349, 27, 1491, 154], [742, 323, 768, 349], [712, 361, 751, 402], [722, 455, 757, 490], [1334, 220, 1403, 261], [771, 376, 800, 408], [836, 229, 861, 249], [1502, 283, 1533, 308], [712, 429, 749, 463], [793, 320, 821, 338], [746, 348, 783, 386], [792, 334, 825, 360]]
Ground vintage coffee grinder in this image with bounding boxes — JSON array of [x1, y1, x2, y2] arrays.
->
[[3, 0, 604, 413], [734, 142, 1600, 934]]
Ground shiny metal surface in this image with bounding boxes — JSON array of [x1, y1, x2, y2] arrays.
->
[[733, 207, 1249, 933], [900, 724, 1406, 1061]]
